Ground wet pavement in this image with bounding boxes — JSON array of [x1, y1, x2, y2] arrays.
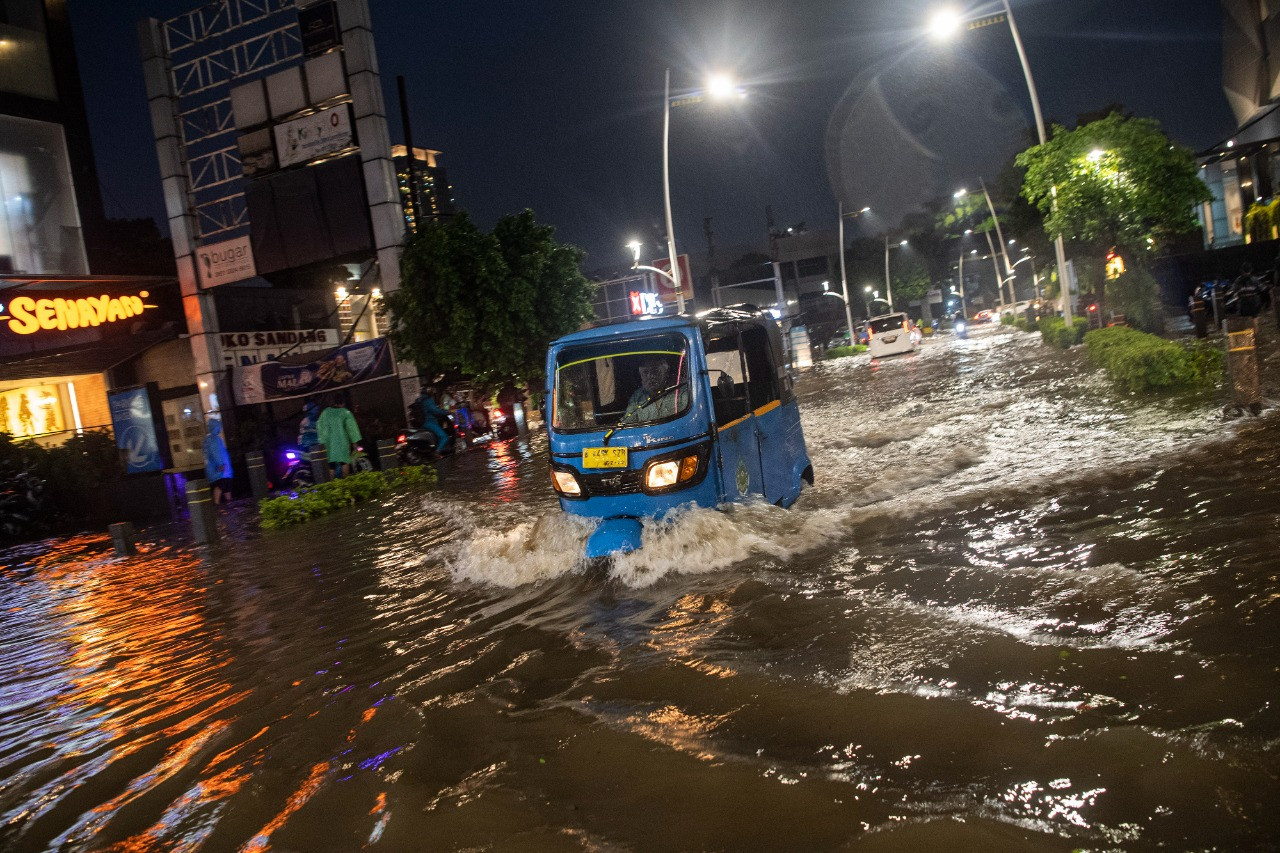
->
[[2, 323, 1278, 851]]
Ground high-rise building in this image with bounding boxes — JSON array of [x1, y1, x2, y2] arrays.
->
[[0, 0, 102, 275], [392, 144, 455, 233]]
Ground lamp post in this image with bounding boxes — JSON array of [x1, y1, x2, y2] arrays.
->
[[837, 203, 870, 345], [929, 3, 1073, 324], [661, 69, 745, 316], [883, 236, 907, 312]]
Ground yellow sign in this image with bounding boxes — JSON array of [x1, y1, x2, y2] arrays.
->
[[583, 447, 628, 469], [0, 292, 156, 335], [1105, 250, 1125, 280]]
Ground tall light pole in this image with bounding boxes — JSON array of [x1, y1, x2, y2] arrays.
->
[[661, 69, 745, 316], [837, 203, 870, 342], [661, 68, 681, 314], [883, 236, 906, 312], [929, 3, 1073, 324]]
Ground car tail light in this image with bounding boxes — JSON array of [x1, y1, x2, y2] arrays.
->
[[397, 433, 406, 443]]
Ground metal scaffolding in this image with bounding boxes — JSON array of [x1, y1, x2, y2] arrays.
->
[[160, 0, 303, 240]]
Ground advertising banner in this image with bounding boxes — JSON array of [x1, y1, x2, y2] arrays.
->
[[236, 337, 393, 404], [273, 103, 353, 168], [196, 235, 256, 288], [108, 385, 171, 474]]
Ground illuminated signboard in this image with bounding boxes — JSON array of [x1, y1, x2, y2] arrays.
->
[[0, 291, 157, 336], [629, 291, 663, 316], [1105, 249, 1125, 280]]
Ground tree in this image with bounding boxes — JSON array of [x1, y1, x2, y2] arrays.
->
[[384, 210, 594, 386], [1016, 112, 1211, 315]]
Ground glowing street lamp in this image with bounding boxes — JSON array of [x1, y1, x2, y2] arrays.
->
[[929, 1, 1073, 324], [660, 69, 746, 315]]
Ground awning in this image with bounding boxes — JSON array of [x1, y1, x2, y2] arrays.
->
[[0, 329, 179, 382]]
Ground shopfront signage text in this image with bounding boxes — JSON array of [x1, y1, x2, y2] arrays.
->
[[629, 291, 663, 316], [1, 292, 155, 335], [197, 235, 256, 288]]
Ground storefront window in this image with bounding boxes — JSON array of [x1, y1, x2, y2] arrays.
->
[[0, 115, 88, 275], [0, 383, 66, 438]]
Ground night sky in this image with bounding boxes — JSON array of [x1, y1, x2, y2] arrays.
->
[[70, 0, 1232, 275]]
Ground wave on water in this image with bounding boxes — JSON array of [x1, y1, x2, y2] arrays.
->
[[435, 494, 851, 590]]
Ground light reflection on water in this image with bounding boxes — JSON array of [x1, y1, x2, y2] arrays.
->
[[1, 326, 1278, 850]]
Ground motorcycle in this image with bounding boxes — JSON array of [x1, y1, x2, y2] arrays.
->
[[277, 446, 314, 490], [397, 406, 472, 463], [491, 407, 519, 440]]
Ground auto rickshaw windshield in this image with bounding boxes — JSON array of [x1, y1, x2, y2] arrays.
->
[[552, 333, 692, 431]]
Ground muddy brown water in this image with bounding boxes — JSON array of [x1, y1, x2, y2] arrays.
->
[[2, 325, 1278, 851]]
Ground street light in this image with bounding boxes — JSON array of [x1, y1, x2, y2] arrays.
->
[[929, 2, 1073, 324], [837, 203, 871, 346], [661, 68, 746, 315], [956, 180, 1015, 306], [883, 236, 907, 312]]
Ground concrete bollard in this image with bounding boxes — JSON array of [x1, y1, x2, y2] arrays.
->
[[245, 451, 269, 499], [108, 521, 138, 557], [185, 478, 219, 545], [1225, 316, 1261, 416], [377, 438, 399, 471], [308, 444, 332, 484]]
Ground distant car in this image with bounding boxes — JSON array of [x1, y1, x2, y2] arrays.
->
[[827, 325, 869, 349], [972, 309, 997, 324], [866, 312, 917, 358]]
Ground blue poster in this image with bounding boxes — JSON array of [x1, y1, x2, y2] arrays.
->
[[108, 387, 164, 474]]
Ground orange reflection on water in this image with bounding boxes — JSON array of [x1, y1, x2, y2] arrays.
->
[[487, 441, 520, 502], [37, 544, 250, 843], [645, 593, 738, 679], [242, 760, 331, 853]]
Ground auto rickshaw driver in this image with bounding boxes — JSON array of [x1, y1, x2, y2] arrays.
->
[[621, 357, 689, 424]]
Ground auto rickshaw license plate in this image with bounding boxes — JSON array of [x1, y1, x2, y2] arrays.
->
[[583, 447, 628, 469]]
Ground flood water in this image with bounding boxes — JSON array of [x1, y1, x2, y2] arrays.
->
[[2, 324, 1278, 851]]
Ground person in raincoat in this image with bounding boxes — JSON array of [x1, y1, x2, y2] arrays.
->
[[297, 400, 320, 451], [203, 418, 234, 505], [316, 394, 362, 477]]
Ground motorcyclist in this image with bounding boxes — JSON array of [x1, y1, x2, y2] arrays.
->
[[409, 384, 452, 456], [1227, 263, 1264, 317]]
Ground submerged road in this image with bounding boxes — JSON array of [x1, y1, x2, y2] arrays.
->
[[2, 323, 1278, 851]]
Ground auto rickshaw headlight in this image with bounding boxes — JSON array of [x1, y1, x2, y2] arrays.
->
[[645, 460, 681, 489], [644, 451, 702, 491], [551, 468, 581, 496]]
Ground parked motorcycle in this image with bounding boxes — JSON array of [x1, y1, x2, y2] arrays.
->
[[0, 470, 45, 539]]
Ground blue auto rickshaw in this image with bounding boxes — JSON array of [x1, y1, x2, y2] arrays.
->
[[545, 306, 814, 558]]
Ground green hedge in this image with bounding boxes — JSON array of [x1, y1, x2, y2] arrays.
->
[[1083, 326, 1224, 393], [1038, 315, 1090, 349], [258, 466, 434, 529], [824, 345, 869, 359]]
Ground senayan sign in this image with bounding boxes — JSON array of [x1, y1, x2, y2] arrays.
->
[[0, 291, 157, 335]]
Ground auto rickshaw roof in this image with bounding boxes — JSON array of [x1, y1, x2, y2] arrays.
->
[[552, 305, 776, 349], [552, 315, 697, 347]]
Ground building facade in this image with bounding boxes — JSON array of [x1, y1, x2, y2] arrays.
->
[[141, 0, 411, 470], [0, 1, 204, 477]]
